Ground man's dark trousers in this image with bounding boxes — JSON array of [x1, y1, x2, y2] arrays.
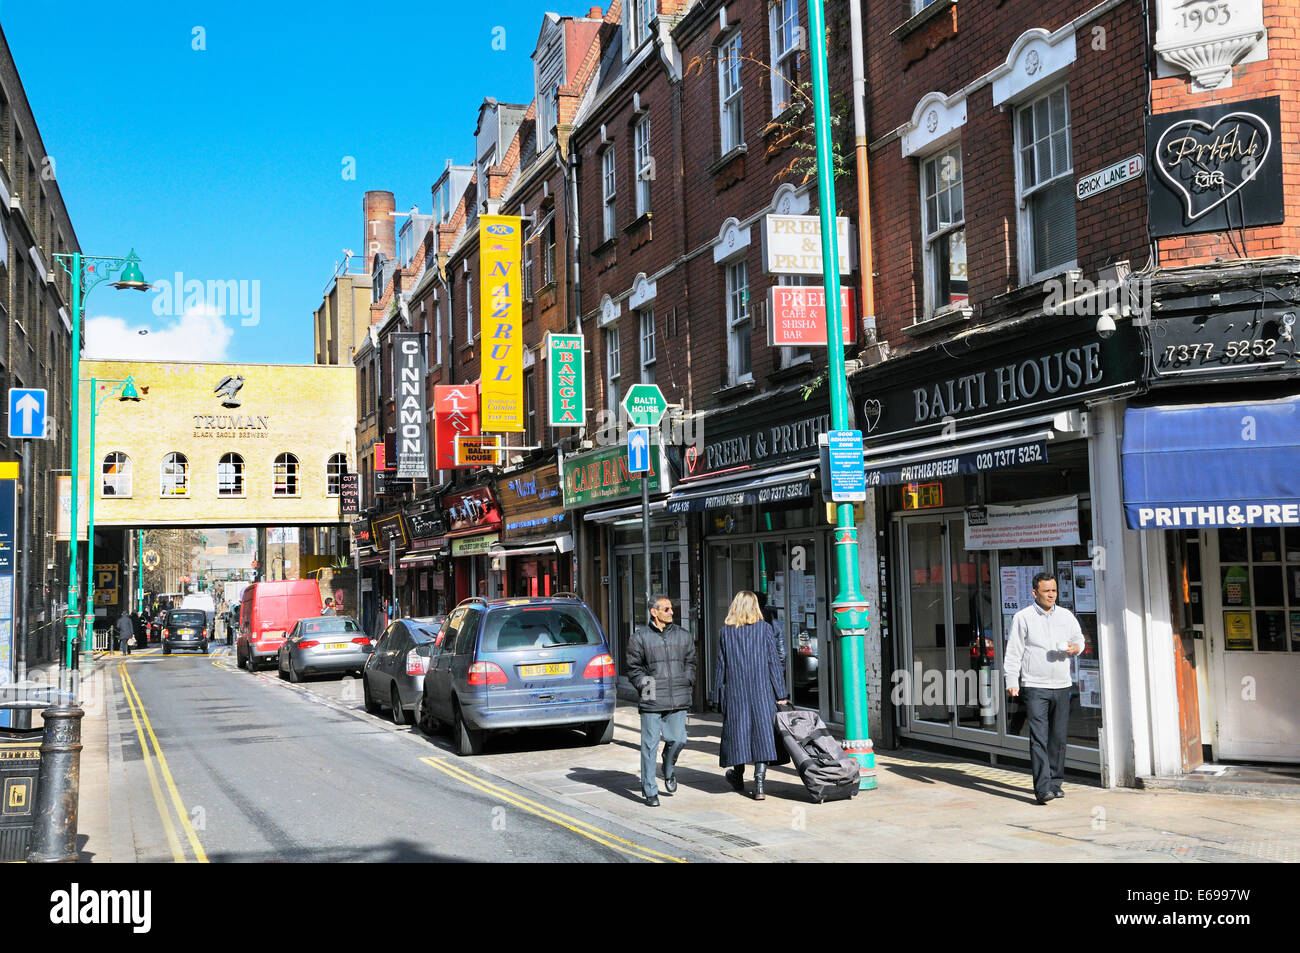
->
[[640, 709, 687, 799], [1023, 686, 1070, 798]]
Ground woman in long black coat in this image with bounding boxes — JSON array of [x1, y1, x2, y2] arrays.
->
[[713, 590, 789, 800]]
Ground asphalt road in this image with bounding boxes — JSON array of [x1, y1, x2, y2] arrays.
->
[[109, 647, 700, 863]]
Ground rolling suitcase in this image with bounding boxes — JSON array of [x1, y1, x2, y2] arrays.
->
[[774, 707, 860, 803]]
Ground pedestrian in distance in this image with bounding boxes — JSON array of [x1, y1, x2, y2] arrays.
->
[[1004, 572, 1085, 804], [115, 611, 133, 656], [626, 594, 696, 807], [714, 590, 789, 800], [322, 598, 336, 615]]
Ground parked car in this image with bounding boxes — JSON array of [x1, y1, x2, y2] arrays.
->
[[237, 580, 324, 671], [362, 616, 445, 725], [417, 596, 616, 755], [277, 616, 370, 682], [161, 609, 210, 655]]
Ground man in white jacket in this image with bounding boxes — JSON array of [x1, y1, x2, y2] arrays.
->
[[1005, 572, 1084, 804]]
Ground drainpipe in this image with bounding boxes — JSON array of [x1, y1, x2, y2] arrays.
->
[[848, 0, 877, 346]]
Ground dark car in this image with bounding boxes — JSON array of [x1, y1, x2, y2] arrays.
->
[[362, 616, 445, 725], [161, 609, 210, 655], [417, 596, 616, 755]]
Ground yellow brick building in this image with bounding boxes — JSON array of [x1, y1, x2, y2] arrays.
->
[[78, 360, 357, 528]]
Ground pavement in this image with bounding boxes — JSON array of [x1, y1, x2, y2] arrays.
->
[[18, 646, 1300, 863]]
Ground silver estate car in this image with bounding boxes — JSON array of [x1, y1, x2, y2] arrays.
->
[[362, 616, 445, 725], [276, 616, 371, 682]]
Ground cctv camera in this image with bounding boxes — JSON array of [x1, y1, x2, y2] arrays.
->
[[1096, 308, 1117, 340]]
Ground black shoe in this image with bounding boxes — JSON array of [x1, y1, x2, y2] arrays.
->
[[662, 753, 677, 793], [1050, 788, 1065, 799], [753, 764, 766, 801], [1035, 794, 1052, 805], [725, 768, 744, 793], [645, 795, 660, 807]]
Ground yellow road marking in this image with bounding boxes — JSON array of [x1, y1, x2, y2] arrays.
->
[[118, 663, 209, 863], [117, 662, 185, 863], [419, 756, 686, 863]]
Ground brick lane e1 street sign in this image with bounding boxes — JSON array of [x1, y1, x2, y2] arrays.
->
[[622, 383, 667, 427]]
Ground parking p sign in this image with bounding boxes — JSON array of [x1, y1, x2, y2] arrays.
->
[[7, 388, 47, 439]]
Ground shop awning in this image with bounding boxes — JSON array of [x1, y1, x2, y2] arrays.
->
[[862, 427, 1057, 487], [583, 500, 668, 523], [487, 535, 574, 558], [1122, 397, 1300, 529], [665, 463, 817, 513], [399, 553, 439, 566]]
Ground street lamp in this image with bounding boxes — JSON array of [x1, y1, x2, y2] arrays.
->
[[52, 250, 150, 689], [84, 376, 144, 637]]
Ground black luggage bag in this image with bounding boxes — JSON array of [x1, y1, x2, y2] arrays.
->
[[774, 707, 860, 803]]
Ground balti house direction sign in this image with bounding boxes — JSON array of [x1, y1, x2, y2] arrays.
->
[[562, 442, 665, 509]]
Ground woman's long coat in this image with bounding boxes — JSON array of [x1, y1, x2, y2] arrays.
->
[[713, 621, 791, 768]]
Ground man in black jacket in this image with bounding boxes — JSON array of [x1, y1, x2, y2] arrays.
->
[[626, 594, 695, 807]]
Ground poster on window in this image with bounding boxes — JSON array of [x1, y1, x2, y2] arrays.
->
[[1078, 662, 1101, 708], [1224, 611, 1253, 650], [964, 496, 1080, 550], [1072, 560, 1097, 613], [1055, 560, 1075, 608]]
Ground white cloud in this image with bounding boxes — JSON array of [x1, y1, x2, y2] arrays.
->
[[85, 305, 235, 362]]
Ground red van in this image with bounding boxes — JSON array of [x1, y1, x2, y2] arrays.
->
[[238, 581, 323, 671]]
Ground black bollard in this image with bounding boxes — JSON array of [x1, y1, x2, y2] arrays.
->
[[27, 704, 83, 863]]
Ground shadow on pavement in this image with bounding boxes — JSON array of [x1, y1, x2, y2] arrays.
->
[[883, 762, 1038, 803]]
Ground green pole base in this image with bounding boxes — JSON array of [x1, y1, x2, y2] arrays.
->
[[845, 739, 877, 792]]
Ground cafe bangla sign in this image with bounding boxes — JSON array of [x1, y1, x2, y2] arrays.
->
[[547, 333, 584, 427], [562, 443, 666, 509], [480, 215, 524, 431], [1146, 96, 1283, 238]]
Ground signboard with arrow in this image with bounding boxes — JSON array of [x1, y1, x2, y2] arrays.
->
[[7, 388, 47, 440]]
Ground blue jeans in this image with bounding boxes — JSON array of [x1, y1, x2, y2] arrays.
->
[[640, 709, 687, 798]]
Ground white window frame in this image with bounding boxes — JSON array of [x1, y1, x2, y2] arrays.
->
[[912, 0, 941, 13], [101, 451, 132, 498], [605, 326, 621, 417], [523, 244, 534, 300], [718, 32, 744, 155], [466, 274, 475, 340], [327, 453, 347, 497], [628, 0, 655, 53], [160, 452, 189, 497], [602, 148, 617, 242], [634, 115, 652, 217], [639, 308, 656, 384], [434, 301, 443, 365], [1015, 85, 1077, 285], [769, 0, 800, 116], [919, 143, 968, 320], [544, 219, 557, 286], [274, 453, 300, 497], [218, 453, 245, 497], [725, 258, 752, 386]]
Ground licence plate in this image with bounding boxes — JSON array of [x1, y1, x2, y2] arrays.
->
[[520, 663, 571, 677], [326, 643, 349, 650]]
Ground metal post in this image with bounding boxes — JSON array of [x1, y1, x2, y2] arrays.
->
[[64, 253, 83, 688], [389, 536, 397, 616], [27, 703, 84, 863], [807, 0, 875, 789], [641, 473, 651, 620], [84, 380, 98, 651], [15, 443, 32, 729], [136, 529, 144, 612]]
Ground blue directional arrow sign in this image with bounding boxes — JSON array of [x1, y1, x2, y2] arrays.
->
[[7, 387, 47, 439], [628, 426, 651, 474]]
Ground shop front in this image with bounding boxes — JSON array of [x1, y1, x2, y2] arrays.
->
[[853, 314, 1141, 772], [492, 458, 572, 598], [370, 510, 409, 618], [442, 485, 502, 605], [350, 517, 381, 634], [399, 504, 449, 617]]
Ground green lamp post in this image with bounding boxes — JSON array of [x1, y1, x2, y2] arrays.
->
[[52, 250, 150, 688]]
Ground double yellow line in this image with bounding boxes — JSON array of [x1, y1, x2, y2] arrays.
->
[[117, 662, 209, 863], [420, 756, 686, 863]]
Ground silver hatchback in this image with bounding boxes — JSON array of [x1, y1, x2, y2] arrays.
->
[[277, 616, 371, 682]]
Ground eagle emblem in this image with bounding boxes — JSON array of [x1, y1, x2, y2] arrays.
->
[[215, 375, 245, 408]]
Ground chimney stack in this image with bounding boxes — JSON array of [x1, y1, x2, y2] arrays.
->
[[363, 190, 397, 263]]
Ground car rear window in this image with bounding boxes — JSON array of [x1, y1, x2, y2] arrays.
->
[[169, 611, 206, 626], [411, 621, 444, 644], [479, 606, 602, 653], [299, 618, 360, 635]]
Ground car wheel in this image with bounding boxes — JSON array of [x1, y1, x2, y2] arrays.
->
[[362, 676, 381, 714], [454, 701, 484, 756], [289, 662, 301, 684], [247, 654, 257, 673], [203, 643, 210, 656], [584, 719, 614, 745], [390, 685, 407, 726], [417, 691, 438, 734], [163, 645, 171, 656]]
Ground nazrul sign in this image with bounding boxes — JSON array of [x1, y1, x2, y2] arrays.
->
[[479, 215, 524, 432]]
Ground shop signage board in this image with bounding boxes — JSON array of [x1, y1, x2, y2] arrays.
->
[[622, 384, 667, 428], [94, 563, 120, 606], [479, 215, 524, 432], [685, 392, 832, 482], [766, 287, 857, 346], [0, 465, 15, 714], [562, 442, 665, 509], [964, 496, 1081, 550], [350, 518, 373, 547], [827, 430, 866, 502], [762, 214, 853, 275], [340, 473, 360, 516], [864, 438, 1049, 488], [628, 427, 651, 473], [455, 434, 496, 467], [7, 387, 46, 439], [452, 533, 499, 557], [393, 332, 429, 478], [371, 512, 409, 548], [547, 333, 585, 427], [1076, 154, 1144, 201], [666, 478, 812, 514], [443, 486, 501, 535], [434, 385, 481, 470], [1146, 96, 1284, 238], [498, 461, 568, 543], [1149, 311, 1299, 384]]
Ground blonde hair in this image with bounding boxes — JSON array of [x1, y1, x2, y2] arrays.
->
[[724, 590, 762, 626]]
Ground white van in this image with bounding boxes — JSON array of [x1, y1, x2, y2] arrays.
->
[[181, 592, 217, 629]]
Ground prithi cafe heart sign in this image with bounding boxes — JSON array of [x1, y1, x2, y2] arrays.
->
[[1146, 95, 1284, 238]]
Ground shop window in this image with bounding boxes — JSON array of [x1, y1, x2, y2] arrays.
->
[[769, 0, 800, 116], [718, 31, 744, 155], [1016, 85, 1077, 282], [101, 451, 132, 497], [274, 453, 300, 496], [602, 148, 617, 241], [1218, 527, 1300, 653], [920, 144, 967, 318], [160, 452, 188, 497], [725, 258, 751, 385]]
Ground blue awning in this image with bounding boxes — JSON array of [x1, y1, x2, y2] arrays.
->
[[1122, 397, 1300, 530]]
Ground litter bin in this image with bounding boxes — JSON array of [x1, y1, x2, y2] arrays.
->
[[0, 723, 42, 861]]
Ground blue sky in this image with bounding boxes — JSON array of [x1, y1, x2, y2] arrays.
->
[[3, 1, 554, 364]]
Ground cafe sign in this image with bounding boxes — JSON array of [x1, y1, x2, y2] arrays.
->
[[766, 286, 857, 347], [762, 215, 853, 275], [1146, 96, 1283, 238], [547, 333, 584, 427]]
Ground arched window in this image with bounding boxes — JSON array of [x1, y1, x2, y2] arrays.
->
[[274, 452, 299, 496], [102, 452, 132, 497], [218, 453, 244, 496], [326, 452, 347, 496], [160, 453, 189, 496]]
